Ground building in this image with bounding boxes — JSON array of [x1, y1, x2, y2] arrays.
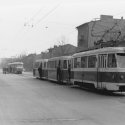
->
[[35, 44, 76, 60], [76, 15, 125, 52], [47, 44, 76, 58]]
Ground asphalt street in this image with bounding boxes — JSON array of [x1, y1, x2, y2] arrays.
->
[[0, 71, 125, 125]]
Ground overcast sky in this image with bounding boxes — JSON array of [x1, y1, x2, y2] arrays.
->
[[0, 0, 125, 58]]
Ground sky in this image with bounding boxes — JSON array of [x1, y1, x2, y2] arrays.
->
[[0, 0, 125, 58]]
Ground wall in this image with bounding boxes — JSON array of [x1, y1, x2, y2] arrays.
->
[[77, 15, 125, 51], [76, 23, 89, 52]]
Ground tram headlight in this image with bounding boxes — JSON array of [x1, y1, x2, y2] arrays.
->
[[120, 75, 124, 80]]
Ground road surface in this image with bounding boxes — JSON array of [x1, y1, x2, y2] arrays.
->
[[0, 71, 125, 125]]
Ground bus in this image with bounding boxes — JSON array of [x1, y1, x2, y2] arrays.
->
[[8, 62, 24, 74]]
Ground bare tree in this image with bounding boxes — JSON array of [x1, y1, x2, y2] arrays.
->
[[56, 35, 69, 56]]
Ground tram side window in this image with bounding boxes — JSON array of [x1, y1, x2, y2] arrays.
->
[[74, 57, 81, 68], [47, 62, 49, 68], [74, 58, 77, 68], [47, 62, 48, 68], [34, 62, 39, 68], [71, 59, 73, 68], [55, 60, 57, 68], [53, 61, 55, 68], [49, 61, 55, 68], [88, 55, 97, 68], [44, 62, 46, 68], [63, 60, 67, 69], [81, 56, 87, 68], [48, 62, 50, 68], [49, 61, 51, 68], [77, 58, 81, 68], [107, 54, 117, 68], [40, 63, 42, 68]]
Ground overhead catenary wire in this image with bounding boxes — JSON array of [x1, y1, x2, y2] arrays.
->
[[16, 0, 62, 41], [32, 2, 62, 27], [24, 5, 46, 27], [29, 7, 45, 21]]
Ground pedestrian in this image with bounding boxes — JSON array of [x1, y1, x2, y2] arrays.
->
[[57, 60, 61, 83], [38, 63, 42, 78], [38, 67, 42, 78]]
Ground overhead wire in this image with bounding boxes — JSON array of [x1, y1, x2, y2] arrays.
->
[[24, 5, 46, 27], [32, 2, 62, 27]]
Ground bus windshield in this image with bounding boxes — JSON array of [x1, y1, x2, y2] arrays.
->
[[117, 53, 125, 68], [16, 64, 23, 68]]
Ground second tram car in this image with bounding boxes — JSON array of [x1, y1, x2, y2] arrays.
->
[[72, 47, 125, 92], [47, 56, 72, 84]]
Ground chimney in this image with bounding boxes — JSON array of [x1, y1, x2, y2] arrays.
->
[[100, 15, 113, 21]]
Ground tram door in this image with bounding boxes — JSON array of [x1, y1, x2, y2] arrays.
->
[[97, 54, 107, 89]]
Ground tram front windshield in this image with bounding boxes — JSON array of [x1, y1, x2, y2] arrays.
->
[[16, 64, 23, 68], [117, 53, 125, 68]]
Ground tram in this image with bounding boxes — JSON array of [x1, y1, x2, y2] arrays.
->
[[47, 56, 72, 83], [72, 47, 125, 92], [33, 59, 48, 79], [8, 62, 24, 74], [33, 47, 125, 92]]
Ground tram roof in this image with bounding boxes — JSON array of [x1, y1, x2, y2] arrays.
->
[[35, 59, 48, 63], [48, 56, 72, 61], [8, 62, 23, 65], [73, 47, 125, 57]]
